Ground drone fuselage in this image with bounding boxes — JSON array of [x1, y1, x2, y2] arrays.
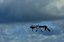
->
[[30, 25, 50, 32], [39, 26, 47, 28], [30, 26, 36, 29]]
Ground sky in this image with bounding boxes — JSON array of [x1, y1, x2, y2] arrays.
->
[[0, 0, 64, 42]]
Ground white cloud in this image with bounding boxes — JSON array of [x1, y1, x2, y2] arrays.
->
[[45, 0, 64, 16]]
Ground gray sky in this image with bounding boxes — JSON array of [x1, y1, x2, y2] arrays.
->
[[0, 0, 64, 23]]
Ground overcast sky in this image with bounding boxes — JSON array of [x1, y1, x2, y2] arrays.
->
[[0, 0, 64, 42]]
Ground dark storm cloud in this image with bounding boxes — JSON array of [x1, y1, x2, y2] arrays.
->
[[0, 0, 64, 23]]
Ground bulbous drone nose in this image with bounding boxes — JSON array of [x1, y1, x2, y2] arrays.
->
[[30, 26, 31, 28], [30, 26, 33, 29]]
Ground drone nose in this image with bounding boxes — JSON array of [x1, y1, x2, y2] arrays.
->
[[30, 26, 32, 28]]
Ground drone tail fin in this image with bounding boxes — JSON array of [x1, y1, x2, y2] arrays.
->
[[47, 28, 50, 32]]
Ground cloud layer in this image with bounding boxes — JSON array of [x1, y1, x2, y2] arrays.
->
[[0, 0, 64, 42], [0, 0, 64, 23], [0, 24, 64, 42]]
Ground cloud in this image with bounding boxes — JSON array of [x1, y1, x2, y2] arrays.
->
[[28, 27, 61, 36], [38, 20, 64, 35], [37, 20, 64, 36], [21, 20, 64, 36], [52, 20, 64, 33], [0, 0, 64, 23], [0, 0, 64, 41], [0, 25, 64, 42]]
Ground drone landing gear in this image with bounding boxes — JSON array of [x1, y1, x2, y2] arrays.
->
[[32, 29, 34, 31], [41, 30, 43, 32], [35, 30, 37, 32]]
